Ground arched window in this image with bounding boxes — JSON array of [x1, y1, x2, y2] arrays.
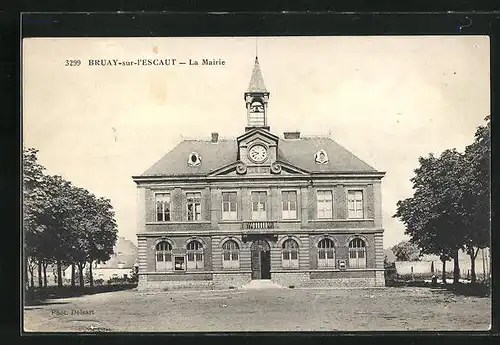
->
[[282, 239, 299, 269], [155, 241, 173, 271], [349, 238, 366, 268], [186, 240, 204, 269], [222, 240, 240, 269], [317, 238, 335, 268]]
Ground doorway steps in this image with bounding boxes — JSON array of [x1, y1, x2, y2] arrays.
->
[[241, 279, 284, 290]]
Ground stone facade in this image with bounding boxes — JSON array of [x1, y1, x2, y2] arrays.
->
[[133, 57, 386, 291]]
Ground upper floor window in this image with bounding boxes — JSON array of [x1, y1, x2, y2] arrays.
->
[[348, 190, 364, 219], [155, 193, 171, 222], [317, 238, 335, 268], [282, 239, 299, 269], [155, 241, 173, 271], [186, 240, 204, 269], [251, 191, 267, 220], [282, 191, 297, 219], [186, 192, 202, 221], [349, 238, 367, 268], [317, 190, 333, 219], [222, 240, 240, 269], [222, 192, 238, 220]]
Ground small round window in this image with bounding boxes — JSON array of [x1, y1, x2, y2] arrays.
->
[[187, 152, 202, 167]]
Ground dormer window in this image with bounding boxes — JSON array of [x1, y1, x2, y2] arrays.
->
[[187, 152, 202, 167], [315, 149, 329, 164]]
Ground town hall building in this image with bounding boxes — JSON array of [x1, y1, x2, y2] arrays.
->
[[132, 57, 386, 290]]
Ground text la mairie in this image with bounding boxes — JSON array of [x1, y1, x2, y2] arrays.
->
[[132, 57, 386, 290]]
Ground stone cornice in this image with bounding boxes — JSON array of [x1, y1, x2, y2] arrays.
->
[[137, 228, 384, 237]]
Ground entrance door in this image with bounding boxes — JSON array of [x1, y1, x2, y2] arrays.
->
[[250, 239, 271, 280]]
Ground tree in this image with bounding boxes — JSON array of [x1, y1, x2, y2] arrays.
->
[[85, 196, 118, 287], [24, 147, 119, 290], [64, 187, 118, 288], [391, 241, 421, 261], [459, 116, 491, 283], [23, 148, 49, 291], [394, 149, 467, 284]]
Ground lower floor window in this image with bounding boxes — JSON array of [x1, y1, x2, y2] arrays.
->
[[317, 238, 336, 268], [349, 250, 366, 268], [186, 240, 204, 269], [187, 252, 204, 269], [222, 240, 240, 269], [318, 249, 335, 268], [348, 238, 367, 268], [282, 239, 299, 269], [155, 241, 173, 271]]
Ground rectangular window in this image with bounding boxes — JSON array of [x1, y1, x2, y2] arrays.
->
[[223, 251, 240, 269], [349, 248, 367, 268], [222, 192, 238, 220], [156, 252, 173, 271], [348, 190, 364, 219], [155, 193, 171, 222], [251, 191, 267, 220], [187, 252, 204, 269], [318, 249, 335, 268], [187, 192, 202, 221], [317, 190, 333, 219], [282, 191, 298, 219], [282, 250, 299, 269]]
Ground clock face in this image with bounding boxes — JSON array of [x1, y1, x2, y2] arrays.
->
[[249, 144, 268, 163]]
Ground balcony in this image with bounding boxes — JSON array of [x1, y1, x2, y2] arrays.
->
[[243, 221, 276, 230]]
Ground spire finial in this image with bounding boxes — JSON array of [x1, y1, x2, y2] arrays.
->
[[255, 37, 258, 60]]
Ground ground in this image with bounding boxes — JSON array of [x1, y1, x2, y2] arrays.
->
[[24, 287, 491, 332]]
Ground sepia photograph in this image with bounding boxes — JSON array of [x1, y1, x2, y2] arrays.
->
[[22, 35, 491, 332]]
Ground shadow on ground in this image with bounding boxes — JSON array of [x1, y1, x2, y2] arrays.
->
[[24, 284, 138, 306], [386, 280, 490, 297]]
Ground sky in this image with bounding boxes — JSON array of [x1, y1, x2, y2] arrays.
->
[[22, 36, 490, 248]]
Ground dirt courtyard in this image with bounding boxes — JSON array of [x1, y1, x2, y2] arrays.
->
[[23, 287, 491, 332]]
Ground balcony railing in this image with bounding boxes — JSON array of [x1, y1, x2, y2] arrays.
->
[[243, 221, 276, 230]]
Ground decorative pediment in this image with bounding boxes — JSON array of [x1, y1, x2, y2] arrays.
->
[[207, 159, 309, 177], [276, 160, 310, 175], [207, 161, 241, 177], [237, 128, 279, 146]]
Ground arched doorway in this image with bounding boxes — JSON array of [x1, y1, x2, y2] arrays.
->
[[250, 239, 271, 279]]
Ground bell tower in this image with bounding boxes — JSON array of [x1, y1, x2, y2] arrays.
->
[[245, 57, 270, 132]]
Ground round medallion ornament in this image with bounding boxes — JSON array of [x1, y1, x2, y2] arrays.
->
[[236, 162, 247, 175], [271, 161, 282, 174]]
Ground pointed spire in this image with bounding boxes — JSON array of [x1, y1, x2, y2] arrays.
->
[[247, 56, 267, 93]]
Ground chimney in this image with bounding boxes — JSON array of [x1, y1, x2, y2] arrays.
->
[[284, 131, 300, 139], [211, 132, 219, 143]]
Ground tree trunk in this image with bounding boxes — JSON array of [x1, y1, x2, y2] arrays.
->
[[24, 251, 29, 292], [29, 267, 34, 288], [71, 264, 75, 287], [43, 261, 48, 288], [453, 250, 460, 284], [38, 261, 43, 287], [441, 258, 447, 284], [469, 250, 477, 283], [78, 264, 84, 288], [57, 260, 63, 287], [89, 260, 94, 287]]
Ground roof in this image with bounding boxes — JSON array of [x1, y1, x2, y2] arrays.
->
[[246, 57, 267, 93], [141, 140, 238, 176], [140, 136, 378, 177]]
